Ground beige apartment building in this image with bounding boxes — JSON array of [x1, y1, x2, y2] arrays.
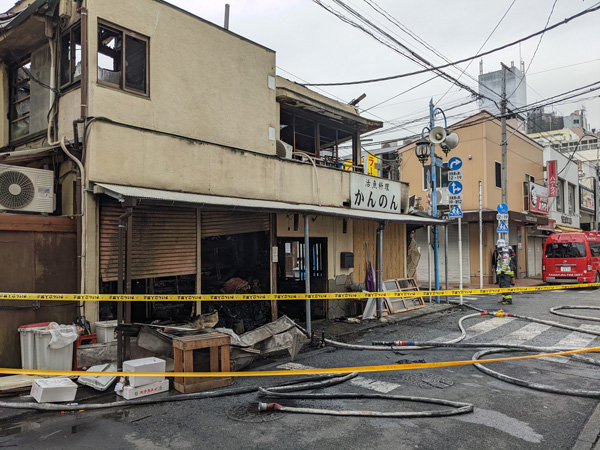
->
[[399, 111, 549, 284], [0, 0, 441, 367]]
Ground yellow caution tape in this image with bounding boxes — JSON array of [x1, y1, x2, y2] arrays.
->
[[1, 346, 598, 378], [0, 283, 598, 302]]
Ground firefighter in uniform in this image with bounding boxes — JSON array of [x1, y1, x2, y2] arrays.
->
[[495, 239, 515, 305]]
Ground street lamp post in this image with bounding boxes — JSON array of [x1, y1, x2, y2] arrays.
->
[[415, 100, 459, 302]]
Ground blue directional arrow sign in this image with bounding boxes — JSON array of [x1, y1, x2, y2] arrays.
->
[[497, 203, 508, 214], [448, 156, 463, 171], [448, 181, 463, 195], [448, 205, 463, 219], [497, 221, 509, 233]]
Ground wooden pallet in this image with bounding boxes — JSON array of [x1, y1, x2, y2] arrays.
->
[[382, 278, 425, 314]]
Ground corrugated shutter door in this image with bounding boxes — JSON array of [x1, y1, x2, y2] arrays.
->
[[100, 200, 197, 282], [415, 223, 469, 284], [201, 211, 270, 238]]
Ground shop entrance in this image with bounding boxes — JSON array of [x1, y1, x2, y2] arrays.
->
[[277, 237, 328, 320]]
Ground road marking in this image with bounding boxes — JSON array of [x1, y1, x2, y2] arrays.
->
[[464, 317, 516, 338], [278, 362, 400, 393], [493, 323, 552, 345], [545, 324, 600, 363]]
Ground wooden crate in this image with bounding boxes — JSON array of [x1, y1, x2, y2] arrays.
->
[[382, 278, 425, 314], [173, 332, 233, 394]]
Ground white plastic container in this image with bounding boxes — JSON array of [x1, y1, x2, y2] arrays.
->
[[118, 379, 169, 400], [94, 320, 118, 343], [33, 328, 74, 371], [31, 378, 78, 403], [77, 363, 117, 391], [18, 322, 50, 370], [123, 357, 166, 387]]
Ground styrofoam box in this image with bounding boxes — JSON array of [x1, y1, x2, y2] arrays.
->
[[78, 363, 117, 391], [31, 378, 78, 403], [18, 322, 51, 370], [94, 320, 117, 343], [33, 328, 74, 371], [118, 379, 169, 400], [123, 357, 166, 387]]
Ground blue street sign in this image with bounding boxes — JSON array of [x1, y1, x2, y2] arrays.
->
[[497, 221, 509, 233], [448, 156, 463, 171], [497, 203, 508, 214], [432, 155, 443, 168], [448, 205, 463, 219], [448, 181, 463, 195]]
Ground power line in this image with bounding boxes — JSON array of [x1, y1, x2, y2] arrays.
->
[[313, 0, 499, 108], [303, 3, 600, 87], [437, 0, 518, 105]]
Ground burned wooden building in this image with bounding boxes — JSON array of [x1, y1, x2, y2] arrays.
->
[[0, 0, 441, 367]]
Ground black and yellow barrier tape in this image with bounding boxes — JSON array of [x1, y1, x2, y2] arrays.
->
[[1, 346, 598, 378], [0, 282, 598, 302]]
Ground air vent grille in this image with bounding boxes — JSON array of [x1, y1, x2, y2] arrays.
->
[[0, 170, 35, 209]]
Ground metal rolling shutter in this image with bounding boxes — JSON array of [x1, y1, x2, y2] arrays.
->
[[100, 200, 197, 282], [415, 223, 470, 284], [201, 211, 270, 238]]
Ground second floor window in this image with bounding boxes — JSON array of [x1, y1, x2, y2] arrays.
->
[[568, 183, 576, 215], [495, 161, 502, 189], [60, 25, 81, 87], [98, 22, 148, 95], [556, 179, 564, 212], [10, 60, 31, 140]]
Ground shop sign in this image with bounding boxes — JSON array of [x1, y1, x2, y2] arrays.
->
[[350, 173, 401, 213], [561, 215, 573, 225], [580, 186, 595, 212], [529, 182, 549, 215], [548, 160, 557, 197]]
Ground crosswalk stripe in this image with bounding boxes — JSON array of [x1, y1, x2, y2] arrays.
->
[[464, 317, 516, 337], [493, 323, 552, 345], [278, 362, 400, 393], [545, 324, 600, 363]]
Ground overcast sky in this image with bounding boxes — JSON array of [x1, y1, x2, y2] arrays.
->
[[3, 0, 600, 146]]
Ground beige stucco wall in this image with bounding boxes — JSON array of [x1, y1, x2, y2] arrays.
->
[[86, 0, 276, 156], [85, 121, 352, 206], [400, 113, 544, 212]]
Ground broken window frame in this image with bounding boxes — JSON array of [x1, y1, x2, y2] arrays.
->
[[97, 20, 149, 96], [279, 107, 358, 169], [9, 57, 32, 142], [60, 23, 82, 89]]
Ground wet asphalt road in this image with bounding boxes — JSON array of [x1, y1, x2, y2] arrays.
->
[[1, 287, 599, 449]]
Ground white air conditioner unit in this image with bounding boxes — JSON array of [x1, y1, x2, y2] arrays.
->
[[0, 164, 54, 213], [276, 140, 293, 159], [436, 188, 450, 206]]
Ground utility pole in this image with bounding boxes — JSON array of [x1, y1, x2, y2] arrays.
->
[[429, 99, 440, 302], [501, 64, 508, 205]]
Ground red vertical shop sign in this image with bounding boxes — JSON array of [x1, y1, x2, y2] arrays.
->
[[548, 160, 557, 197]]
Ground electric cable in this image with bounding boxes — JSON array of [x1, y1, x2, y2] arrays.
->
[[303, 3, 600, 87]]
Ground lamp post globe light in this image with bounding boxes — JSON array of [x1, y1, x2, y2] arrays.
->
[[414, 99, 459, 302]]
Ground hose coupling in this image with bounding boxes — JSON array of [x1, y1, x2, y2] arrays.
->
[[258, 402, 281, 412]]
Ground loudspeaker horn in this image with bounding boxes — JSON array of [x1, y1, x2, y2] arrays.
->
[[444, 132, 460, 150], [429, 126, 447, 144]]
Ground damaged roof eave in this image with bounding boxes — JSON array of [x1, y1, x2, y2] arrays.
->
[[0, 0, 59, 61], [276, 86, 382, 133]]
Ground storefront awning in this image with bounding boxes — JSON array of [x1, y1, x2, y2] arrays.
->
[[94, 183, 447, 226], [555, 225, 583, 233]]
